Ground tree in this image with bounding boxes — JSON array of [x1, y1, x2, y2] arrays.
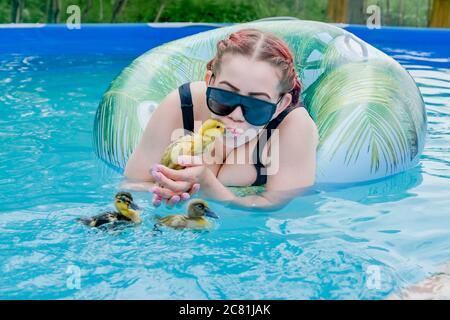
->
[[112, 0, 128, 22], [83, 0, 93, 20], [154, 1, 167, 23], [429, 0, 450, 27], [11, 0, 25, 23], [99, 0, 103, 21], [385, 0, 392, 26], [47, 0, 61, 23], [348, 0, 365, 24], [398, 0, 404, 25]]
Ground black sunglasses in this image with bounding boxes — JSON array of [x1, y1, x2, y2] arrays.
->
[[206, 85, 284, 126]]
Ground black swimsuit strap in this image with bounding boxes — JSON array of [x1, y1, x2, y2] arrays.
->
[[178, 82, 194, 132], [252, 104, 301, 186]]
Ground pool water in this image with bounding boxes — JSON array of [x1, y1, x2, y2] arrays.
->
[[1, 27, 449, 299]]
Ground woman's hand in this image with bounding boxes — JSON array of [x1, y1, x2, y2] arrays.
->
[[151, 180, 200, 207], [151, 155, 212, 207]]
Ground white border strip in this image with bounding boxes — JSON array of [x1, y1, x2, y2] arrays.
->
[[147, 22, 227, 28], [0, 23, 46, 28]]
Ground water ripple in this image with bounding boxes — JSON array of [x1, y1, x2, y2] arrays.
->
[[0, 46, 449, 299]]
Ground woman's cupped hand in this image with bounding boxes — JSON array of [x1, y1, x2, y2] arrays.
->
[[150, 155, 211, 207]]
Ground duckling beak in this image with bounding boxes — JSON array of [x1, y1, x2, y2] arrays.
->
[[205, 208, 219, 219], [129, 201, 141, 211]]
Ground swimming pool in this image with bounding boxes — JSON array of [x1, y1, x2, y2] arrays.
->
[[0, 23, 449, 299]]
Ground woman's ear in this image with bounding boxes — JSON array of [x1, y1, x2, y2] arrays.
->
[[204, 70, 213, 84], [275, 92, 292, 115], [283, 92, 292, 109], [270, 92, 291, 120]]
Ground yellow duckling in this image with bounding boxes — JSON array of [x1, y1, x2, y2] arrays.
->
[[78, 191, 142, 228], [154, 199, 219, 231], [160, 119, 226, 169]]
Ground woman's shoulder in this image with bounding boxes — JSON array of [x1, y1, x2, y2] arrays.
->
[[176, 81, 206, 97], [188, 80, 207, 96], [279, 106, 319, 143], [188, 80, 208, 109], [188, 80, 207, 90]]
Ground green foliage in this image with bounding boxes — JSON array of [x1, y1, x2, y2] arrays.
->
[[366, 0, 431, 27], [0, 0, 435, 27]]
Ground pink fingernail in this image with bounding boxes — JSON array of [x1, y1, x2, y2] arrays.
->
[[181, 193, 190, 200], [152, 171, 161, 181], [172, 195, 180, 203], [153, 193, 161, 202], [152, 187, 161, 194], [153, 199, 161, 207]]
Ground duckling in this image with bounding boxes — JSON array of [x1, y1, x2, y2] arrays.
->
[[154, 199, 219, 231], [78, 191, 142, 228], [160, 119, 226, 169]]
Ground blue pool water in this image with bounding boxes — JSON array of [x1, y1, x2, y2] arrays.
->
[[0, 25, 449, 299]]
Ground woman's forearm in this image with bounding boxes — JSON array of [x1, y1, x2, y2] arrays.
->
[[201, 169, 236, 202], [229, 194, 279, 209], [121, 169, 293, 210], [201, 170, 288, 209]]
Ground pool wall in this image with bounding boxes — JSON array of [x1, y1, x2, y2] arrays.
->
[[1, 22, 449, 57]]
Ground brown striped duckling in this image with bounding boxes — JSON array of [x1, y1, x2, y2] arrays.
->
[[154, 199, 218, 231], [78, 191, 142, 228]]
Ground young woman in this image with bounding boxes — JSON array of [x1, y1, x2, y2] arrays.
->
[[124, 28, 318, 208]]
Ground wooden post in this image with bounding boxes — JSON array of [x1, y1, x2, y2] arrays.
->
[[429, 0, 450, 28], [427, 0, 433, 25], [328, 0, 365, 24], [327, 0, 349, 23]]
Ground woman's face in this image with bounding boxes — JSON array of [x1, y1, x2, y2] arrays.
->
[[205, 53, 291, 135]]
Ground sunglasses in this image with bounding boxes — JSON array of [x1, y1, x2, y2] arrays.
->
[[206, 86, 284, 126]]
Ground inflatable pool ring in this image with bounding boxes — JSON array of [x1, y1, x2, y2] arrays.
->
[[93, 18, 427, 184]]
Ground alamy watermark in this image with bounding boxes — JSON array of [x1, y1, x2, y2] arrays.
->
[[65, 4, 383, 31], [66, 5, 81, 30], [169, 122, 280, 176], [366, 5, 382, 29], [366, 265, 382, 290], [66, 265, 81, 289]]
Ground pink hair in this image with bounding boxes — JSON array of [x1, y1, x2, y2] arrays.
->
[[206, 28, 302, 108]]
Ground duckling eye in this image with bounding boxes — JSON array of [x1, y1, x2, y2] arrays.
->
[[195, 203, 204, 209], [216, 125, 221, 128]]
